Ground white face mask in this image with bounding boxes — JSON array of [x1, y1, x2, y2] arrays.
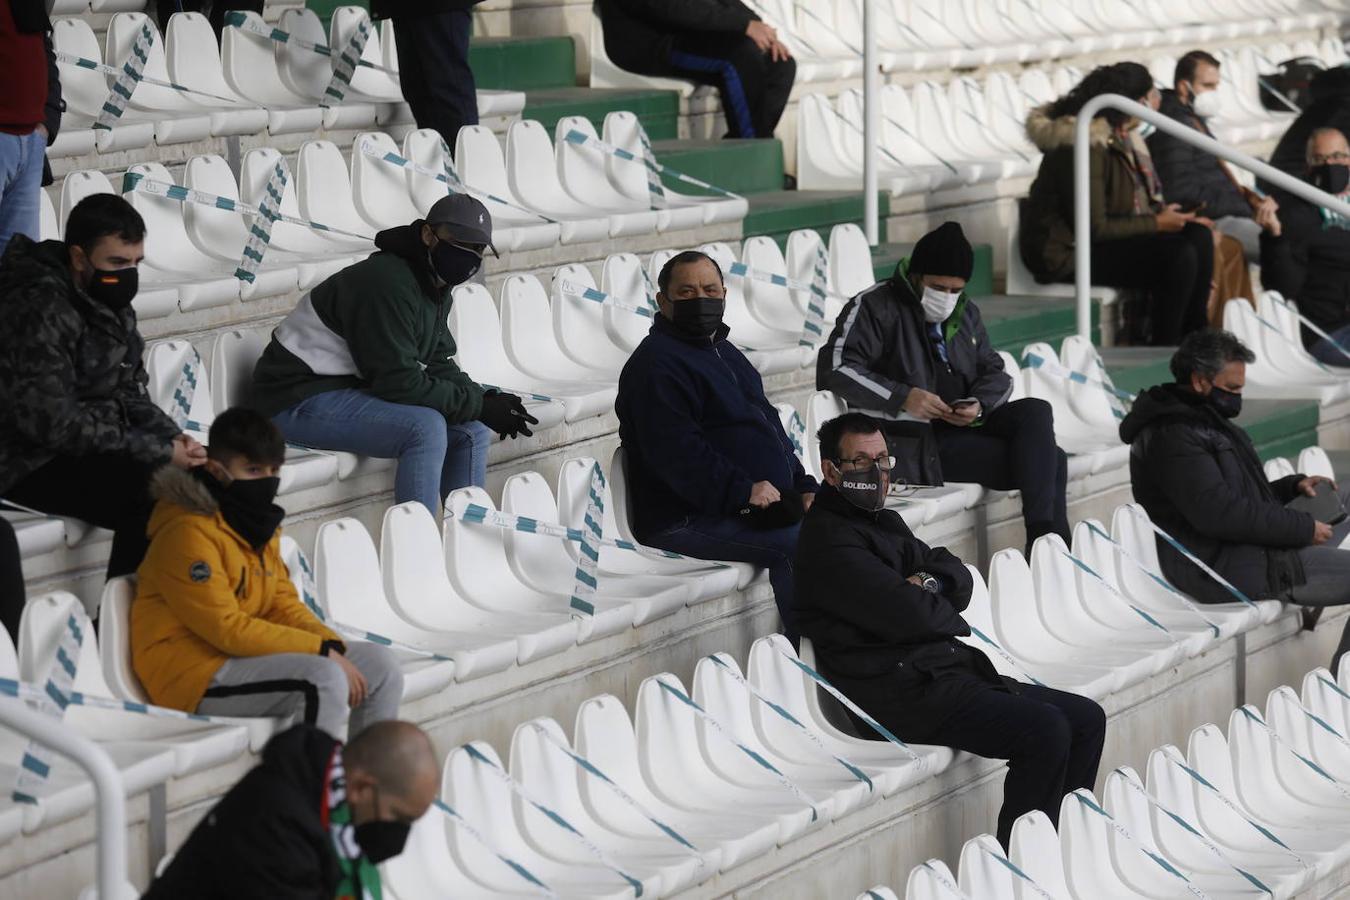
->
[[1190, 87, 1222, 119], [920, 285, 961, 323]]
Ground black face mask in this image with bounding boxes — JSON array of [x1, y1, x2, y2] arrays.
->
[[428, 239, 481, 286], [85, 266, 139, 311], [199, 470, 284, 551], [835, 463, 888, 512], [1207, 385, 1243, 419], [1311, 163, 1350, 195], [667, 296, 725, 338], [355, 818, 411, 864]]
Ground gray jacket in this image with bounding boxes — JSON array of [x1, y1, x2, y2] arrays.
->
[[815, 258, 1012, 483]]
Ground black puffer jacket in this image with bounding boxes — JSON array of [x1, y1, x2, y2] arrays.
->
[[0, 235, 178, 494], [794, 485, 1005, 736], [1119, 383, 1311, 604], [144, 725, 351, 899], [815, 257, 1012, 484], [1147, 90, 1251, 220], [597, 0, 758, 76], [1259, 179, 1350, 351]]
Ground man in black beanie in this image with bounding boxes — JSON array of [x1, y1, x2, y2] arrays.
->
[[817, 221, 1070, 552]]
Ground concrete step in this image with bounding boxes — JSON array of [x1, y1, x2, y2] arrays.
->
[[743, 189, 890, 246], [651, 138, 785, 195], [974, 294, 1101, 359], [524, 86, 680, 140]]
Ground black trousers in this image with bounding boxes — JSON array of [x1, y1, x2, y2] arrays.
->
[[667, 33, 796, 139], [905, 681, 1106, 847], [154, 2, 264, 37], [0, 516, 23, 644], [393, 9, 479, 148], [4, 455, 160, 580], [934, 398, 1070, 551], [1088, 222, 1213, 345]]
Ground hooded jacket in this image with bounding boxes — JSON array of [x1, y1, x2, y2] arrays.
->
[[815, 257, 1012, 485], [615, 313, 817, 540], [250, 223, 485, 422], [794, 484, 1006, 736], [1119, 382, 1311, 604], [596, 0, 758, 77], [1147, 89, 1252, 221], [0, 235, 179, 494], [143, 725, 353, 900], [1019, 103, 1160, 282], [1259, 175, 1350, 351], [1268, 66, 1350, 180], [131, 467, 340, 713]]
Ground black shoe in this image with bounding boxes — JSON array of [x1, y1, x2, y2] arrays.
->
[[782, 174, 797, 190], [1302, 606, 1324, 632]]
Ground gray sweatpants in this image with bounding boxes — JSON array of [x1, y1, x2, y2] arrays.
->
[[195, 641, 404, 739], [1287, 486, 1350, 672]]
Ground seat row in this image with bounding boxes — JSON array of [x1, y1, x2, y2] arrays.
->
[[883, 659, 1350, 899], [46, 115, 743, 318], [1226, 291, 1350, 403], [796, 36, 1341, 193], [50, 8, 524, 156]]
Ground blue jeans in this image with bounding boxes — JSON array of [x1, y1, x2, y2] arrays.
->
[[1309, 323, 1350, 367], [645, 514, 800, 642], [272, 388, 491, 515], [0, 129, 44, 253]]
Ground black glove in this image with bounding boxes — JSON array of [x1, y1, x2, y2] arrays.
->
[[477, 391, 539, 439], [737, 487, 804, 530]]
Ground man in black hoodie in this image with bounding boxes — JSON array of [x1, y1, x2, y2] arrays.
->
[[616, 250, 817, 641], [1120, 328, 1350, 669], [144, 721, 437, 899], [794, 411, 1105, 849], [597, 0, 795, 139]]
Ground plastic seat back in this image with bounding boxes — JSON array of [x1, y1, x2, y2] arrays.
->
[[508, 716, 593, 845], [39, 188, 58, 241], [59, 170, 117, 226], [605, 447, 640, 545], [957, 833, 1019, 899], [446, 283, 519, 386], [107, 13, 194, 113], [786, 228, 832, 314], [500, 470, 574, 588], [997, 351, 1028, 403], [165, 11, 244, 103], [208, 328, 268, 411], [1008, 810, 1071, 899], [331, 7, 402, 102], [313, 517, 393, 630], [352, 132, 421, 229], [145, 340, 213, 430], [554, 116, 640, 213], [1263, 457, 1295, 480], [830, 223, 875, 301], [296, 140, 373, 242], [904, 860, 959, 900], [182, 154, 249, 261], [457, 124, 533, 215], [18, 591, 110, 700], [1059, 335, 1126, 429], [240, 147, 332, 254], [742, 235, 803, 327], [52, 19, 115, 120], [98, 576, 151, 703], [600, 252, 657, 351], [1298, 446, 1336, 480], [404, 128, 457, 214], [443, 487, 526, 604], [221, 10, 306, 105], [856, 887, 897, 900], [273, 8, 330, 102], [551, 262, 628, 372], [442, 741, 538, 877], [805, 390, 848, 479], [126, 161, 227, 276], [600, 111, 654, 205]]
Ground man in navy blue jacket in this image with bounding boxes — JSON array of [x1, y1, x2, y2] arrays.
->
[[616, 250, 817, 640]]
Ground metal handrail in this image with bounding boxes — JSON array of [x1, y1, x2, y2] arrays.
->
[[0, 699, 129, 898], [1073, 94, 1350, 339]]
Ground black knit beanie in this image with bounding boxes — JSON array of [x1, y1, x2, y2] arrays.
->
[[909, 221, 974, 280]]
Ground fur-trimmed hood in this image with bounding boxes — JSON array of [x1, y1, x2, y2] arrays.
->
[[1025, 102, 1113, 152], [149, 466, 220, 522]]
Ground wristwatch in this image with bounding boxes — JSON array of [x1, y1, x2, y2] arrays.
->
[[912, 571, 941, 594]]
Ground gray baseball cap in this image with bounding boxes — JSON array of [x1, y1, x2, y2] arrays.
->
[[425, 193, 498, 257]]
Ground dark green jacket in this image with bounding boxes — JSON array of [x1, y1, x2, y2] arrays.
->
[[1019, 103, 1159, 282], [0, 235, 178, 493], [251, 225, 484, 422]]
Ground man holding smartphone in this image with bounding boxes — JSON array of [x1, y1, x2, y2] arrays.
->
[[817, 222, 1070, 553]]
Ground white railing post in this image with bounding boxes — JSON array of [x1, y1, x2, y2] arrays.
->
[[1072, 93, 1350, 341], [0, 700, 129, 898], [862, 0, 879, 246]]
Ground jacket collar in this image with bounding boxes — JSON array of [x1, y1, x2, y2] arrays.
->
[[1025, 102, 1114, 151], [890, 256, 970, 339], [812, 482, 907, 531], [651, 310, 732, 347]]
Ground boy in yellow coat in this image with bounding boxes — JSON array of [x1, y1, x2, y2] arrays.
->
[[131, 408, 402, 737]]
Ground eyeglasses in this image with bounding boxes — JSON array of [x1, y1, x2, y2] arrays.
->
[[832, 454, 896, 473], [448, 240, 487, 259], [1310, 150, 1350, 165]]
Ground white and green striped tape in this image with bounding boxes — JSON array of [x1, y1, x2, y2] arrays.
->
[[561, 128, 743, 200], [432, 798, 558, 898], [95, 21, 154, 131], [1020, 350, 1135, 416], [569, 462, 606, 618], [1071, 791, 1210, 899], [168, 346, 200, 431], [1083, 521, 1224, 638], [320, 16, 371, 109], [798, 242, 830, 348], [1058, 548, 1179, 642], [56, 49, 241, 106], [1131, 509, 1261, 611], [527, 723, 705, 867], [463, 743, 646, 895], [1112, 769, 1272, 895], [556, 279, 654, 320], [706, 653, 873, 792], [223, 11, 399, 77], [236, 157, 289, 284], [1238, 705, 1350, 803], [12, 610, 86, 804], [655, 678, 819, 822], [634, 121, 667, 211]]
